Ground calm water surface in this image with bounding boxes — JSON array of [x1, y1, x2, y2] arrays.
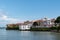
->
[[0, 29, 60, 40]]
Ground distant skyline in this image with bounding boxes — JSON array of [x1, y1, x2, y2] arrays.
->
[[0, 0, 60, 27]]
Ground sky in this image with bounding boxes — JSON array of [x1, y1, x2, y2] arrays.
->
[[0, 0, 60, 27]]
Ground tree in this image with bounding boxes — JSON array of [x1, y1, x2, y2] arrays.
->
[[55, 16, 60, 23], [54, 16, 60, 32], [33, 22, 38, 26]]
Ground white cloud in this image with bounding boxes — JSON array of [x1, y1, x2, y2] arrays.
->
[[0, 15, 21, 23], [0, 13, 21, 24], [0, 9, 24, 27], [1, 15, 7, 20]]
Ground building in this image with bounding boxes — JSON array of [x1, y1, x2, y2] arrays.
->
[[19, 21, 33, 30], [6, 18, 55, 30], [32, 18, 55, 28]]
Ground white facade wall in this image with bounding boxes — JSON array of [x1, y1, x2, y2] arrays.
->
[[19, 24, 32, 30]]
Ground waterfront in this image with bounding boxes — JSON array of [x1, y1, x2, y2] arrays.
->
[[0, 29, 60, 40]]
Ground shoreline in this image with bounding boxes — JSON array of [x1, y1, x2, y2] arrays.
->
[[6, 29, 59, 32]]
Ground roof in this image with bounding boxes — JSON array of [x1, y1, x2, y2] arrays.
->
[[16, 21, 33, 25]]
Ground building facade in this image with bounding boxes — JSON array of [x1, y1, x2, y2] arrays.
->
[[19, 21, 33, 30], [32, 18, 55, 28]]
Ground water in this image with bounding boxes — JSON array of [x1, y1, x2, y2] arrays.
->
[[0, 29, 60, 40]]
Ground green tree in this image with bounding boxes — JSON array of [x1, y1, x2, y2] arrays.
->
[[33, 22, 38, 26], [54, 16, 60, 32], [55, 16, 60, 23]]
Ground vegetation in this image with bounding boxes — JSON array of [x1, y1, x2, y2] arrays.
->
[[30, 27, 51, 31], [6, 24, 19, 30], [54, 16, 60, 32], [55, 16, 60, 23], [6, 27, 19, 30], [33, 22, 38, 26], [50, 26, 57, 30]]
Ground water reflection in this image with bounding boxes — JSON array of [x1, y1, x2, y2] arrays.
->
[[0, 29, 60, 40]]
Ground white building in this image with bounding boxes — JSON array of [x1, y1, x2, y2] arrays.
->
[[42, 18, 55, 27], [19, 21, 33, 30]]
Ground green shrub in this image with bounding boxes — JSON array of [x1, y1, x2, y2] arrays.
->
[[50, 26, 57, 30], [30, 27, 50, 31]]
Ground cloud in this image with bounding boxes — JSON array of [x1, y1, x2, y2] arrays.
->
[[0, 9, 24, 27], [0, 15, 7, 20], [0, 15, 21, 23], [0, 11, 21, 25]]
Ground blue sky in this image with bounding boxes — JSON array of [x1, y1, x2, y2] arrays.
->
[[0, 0, 60, 27]]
